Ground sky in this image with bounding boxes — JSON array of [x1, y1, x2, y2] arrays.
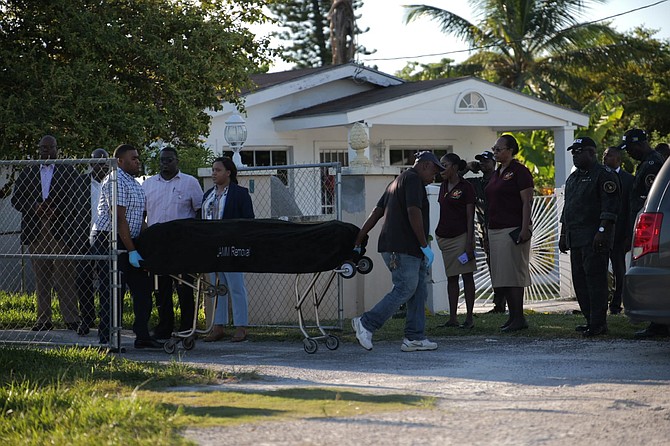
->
[[260, 0, 670, 74]]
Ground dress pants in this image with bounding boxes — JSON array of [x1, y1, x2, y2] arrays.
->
[[29, 218, 79, 325], [570, 244, 609, 328], [608, 242, 627, 311], [155, 274, 196, 334]]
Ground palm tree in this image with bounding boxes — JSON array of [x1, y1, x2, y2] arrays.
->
[[403, 0, 626, 107]]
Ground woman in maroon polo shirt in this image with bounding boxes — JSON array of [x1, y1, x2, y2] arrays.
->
[[485, 134, 534, 332], [436, 153, 477, 329]]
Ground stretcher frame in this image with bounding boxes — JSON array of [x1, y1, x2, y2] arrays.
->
[[157, 273, 227, 354]]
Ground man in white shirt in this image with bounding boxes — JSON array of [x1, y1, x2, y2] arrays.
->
[[142, 147, 203, 339]]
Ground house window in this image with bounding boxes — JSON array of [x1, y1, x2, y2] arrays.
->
[[389, 147, 451, 167], [456, 91, 487, 111], [220, 149, 288, 167], [221, 149, 289, 184]]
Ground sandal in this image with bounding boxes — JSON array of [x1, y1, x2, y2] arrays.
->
[[231, 327, 248, 342]]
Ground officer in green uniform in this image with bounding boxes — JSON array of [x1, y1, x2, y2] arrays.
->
[[559, 136, 620, 337], [619, 128, 669, 338]]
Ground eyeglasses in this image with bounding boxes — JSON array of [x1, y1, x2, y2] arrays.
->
[[491, 146, 509, 152], [571, 148, 584, 155]]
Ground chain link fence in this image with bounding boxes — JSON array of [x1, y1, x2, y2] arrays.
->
[[235, 163, 343, 327], [0, 158, 122, 349], [0, 160, 343, 349]]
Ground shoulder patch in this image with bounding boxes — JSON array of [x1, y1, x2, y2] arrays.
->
[[645, 173, 656, 187], [603, 180, 617, 193]]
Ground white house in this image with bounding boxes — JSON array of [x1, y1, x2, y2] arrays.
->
[[205, 63, 588, 186], [203, 63, 589, 316]]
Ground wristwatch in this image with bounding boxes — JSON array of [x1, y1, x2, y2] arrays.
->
[[598, 226, 605, 233]]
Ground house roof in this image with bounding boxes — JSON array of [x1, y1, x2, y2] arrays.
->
[[274, 77, 466, 119], [255, 67, 589, 131]]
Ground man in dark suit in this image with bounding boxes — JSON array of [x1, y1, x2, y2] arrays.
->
[[602, 147, 634, 314], [74, 148, 109, 335], [11, 135, 80, 331]]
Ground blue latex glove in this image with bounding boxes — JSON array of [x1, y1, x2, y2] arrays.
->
[[420, 245, 434, 268], [353, 245, 362, 255], [129, 250, 144, 268]]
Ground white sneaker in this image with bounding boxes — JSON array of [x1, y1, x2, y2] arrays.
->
[[351, 317, 373, 350], [401, 338, 438, 352]]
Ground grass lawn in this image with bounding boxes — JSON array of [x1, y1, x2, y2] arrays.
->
[[0, 289, 662, 444]]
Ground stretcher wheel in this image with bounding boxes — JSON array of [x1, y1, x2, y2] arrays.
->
[[303, 338, 318, 354], [325, 335, 339, 351], [339, 261, 356, 279], [356, 256, 373, 275], [163, 339, 177, 354], [182, 336, 195, 350]]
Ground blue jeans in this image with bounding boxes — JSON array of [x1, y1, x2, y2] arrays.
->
[[209, 272, 249, 326], [361, 252, 428, 341]]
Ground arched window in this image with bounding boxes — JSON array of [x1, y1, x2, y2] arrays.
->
[[456, 91, 487, 112]]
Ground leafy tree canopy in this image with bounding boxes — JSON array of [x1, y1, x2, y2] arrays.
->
[[0, 0, 276, 173]]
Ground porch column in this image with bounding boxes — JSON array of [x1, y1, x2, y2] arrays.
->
[[553, 125, 576, 188]]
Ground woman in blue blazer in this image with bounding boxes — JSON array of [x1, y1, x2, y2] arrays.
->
[[201, 157, 254, 342]]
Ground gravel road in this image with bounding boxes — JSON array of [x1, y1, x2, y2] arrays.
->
[[124, 335, 670, 445]]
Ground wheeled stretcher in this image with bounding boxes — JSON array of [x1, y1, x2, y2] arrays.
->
[[136, 218, 372, 353]]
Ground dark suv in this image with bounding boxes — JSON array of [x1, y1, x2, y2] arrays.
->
[[623, 159, 670, 324]]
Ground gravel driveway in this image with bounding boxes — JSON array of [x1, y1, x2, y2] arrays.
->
[[125, 335, 670, 445]]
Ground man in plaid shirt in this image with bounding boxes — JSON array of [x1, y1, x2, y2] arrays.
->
[[91, 144, 162, 349]]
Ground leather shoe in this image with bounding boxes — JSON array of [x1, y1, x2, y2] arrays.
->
[[609, 307, 622, 315], [583, 325, 608, 337], [31, 321, 53, 332], [575, 325, 589, 332], [487, 307, 506, 314], [501, 321, 529, 332], [203, 328, 225, 342], [500, 319, 513, 329], [134, 338, 164, 349], [65, 322, 79, 331], [231, 327, 248, 342], [459, 321, 475, 329]]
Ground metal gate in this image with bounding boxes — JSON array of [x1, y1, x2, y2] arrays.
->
[[0, 158, 122, 350]]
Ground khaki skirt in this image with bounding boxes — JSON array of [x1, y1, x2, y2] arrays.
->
[[437, 233, 477, 277], [488, 227, 531, 287]]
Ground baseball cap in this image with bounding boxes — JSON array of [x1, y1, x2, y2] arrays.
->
[[567, 136, 597, 152], [475, 150, 495, 161], [618, 128, 647, 149], [414, 151, 445, 171]]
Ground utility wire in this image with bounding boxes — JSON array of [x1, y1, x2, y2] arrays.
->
[[360, 0, 668, 63]]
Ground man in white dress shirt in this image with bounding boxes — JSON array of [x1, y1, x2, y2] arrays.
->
[[142, 147, 203, 338]]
